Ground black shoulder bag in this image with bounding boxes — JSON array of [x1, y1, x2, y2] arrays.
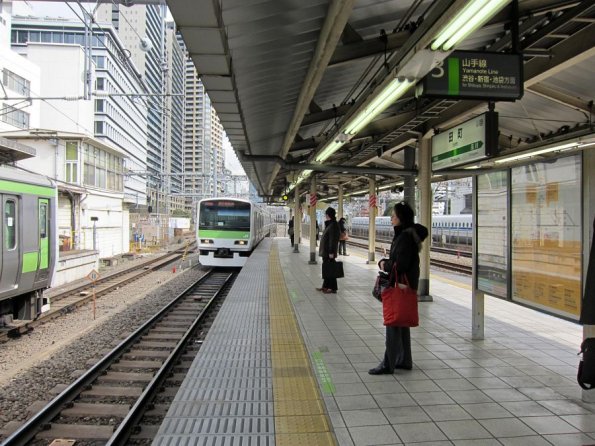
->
[[577, 338, 595, 390]]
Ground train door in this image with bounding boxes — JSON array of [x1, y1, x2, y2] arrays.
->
[[38, 199, 50, 272], [0, 195, 19, 294]]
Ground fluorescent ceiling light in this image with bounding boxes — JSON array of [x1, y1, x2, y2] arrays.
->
[[288, 169, 313, 192], [314, 79, 414, 163], [315, 141, 344, 163], [344, 79, 414, 136], [494, 142, 577, 164], [431, 0, 511, 51]]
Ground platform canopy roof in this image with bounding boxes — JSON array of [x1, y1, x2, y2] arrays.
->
[[168, 0, 595, 200]]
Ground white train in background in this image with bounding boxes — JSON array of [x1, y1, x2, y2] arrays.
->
[[350, 214, 472, 245], [196, 198, 273, 267]]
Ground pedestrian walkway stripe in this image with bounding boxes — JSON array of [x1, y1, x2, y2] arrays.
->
[[269, 242, 337, 445], [311, 351, 336, 394]]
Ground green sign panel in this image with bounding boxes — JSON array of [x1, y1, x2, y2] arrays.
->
[[419, 51, 523, 101], [432, 112, 498, 170]]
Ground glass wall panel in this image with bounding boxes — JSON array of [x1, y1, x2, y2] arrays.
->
[[477, 171, 508, 297], [511, 155, 582, 319]]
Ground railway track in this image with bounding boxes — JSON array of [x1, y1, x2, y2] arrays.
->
[[1, 269, 235, 446], [346, 239, 472, 275], [0, 246, 194, 343]]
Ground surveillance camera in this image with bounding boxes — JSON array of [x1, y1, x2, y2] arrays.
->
[[139, 37, 153, 52]]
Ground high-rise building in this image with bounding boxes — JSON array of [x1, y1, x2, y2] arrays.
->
[[10, 17, 149, 206], [164, 21, 185, 212], [177, 33, 226, 209], [96, 4, 167, 212]]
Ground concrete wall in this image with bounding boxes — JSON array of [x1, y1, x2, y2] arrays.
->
[[24, 44, 94, 134]]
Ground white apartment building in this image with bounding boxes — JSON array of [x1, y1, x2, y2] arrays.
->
[[11, 16, 149, 207], [0, 4, 40, 134]]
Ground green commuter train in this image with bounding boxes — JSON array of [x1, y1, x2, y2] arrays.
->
[[197, 197, 272, 267], [0, 165, 57, 324]]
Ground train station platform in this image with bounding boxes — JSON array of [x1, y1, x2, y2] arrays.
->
[[153, 237, 595, 446]]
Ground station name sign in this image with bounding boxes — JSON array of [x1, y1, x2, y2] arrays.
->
[[432, 111, 498, 170], [418, 51, 523, 101]]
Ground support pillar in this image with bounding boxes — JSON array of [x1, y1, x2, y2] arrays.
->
[[404, 146, 415, 208], [338, 185, 344, 219], [309, 176, 317, 264], [368, 177, 376, 264], [472, 290, 485, 340], [418, 138, 433, 302], [471, 175, 484, 339], [581, 148, 595, 402], [293, 185, 300, 253]]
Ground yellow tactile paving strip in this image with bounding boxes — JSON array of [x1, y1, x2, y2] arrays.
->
[[269, 242, 337, 446]]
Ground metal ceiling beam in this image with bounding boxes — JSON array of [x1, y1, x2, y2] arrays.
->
[[329, 30, 410, 67], [237, 151, 416, 176], [520, 2, 595, 50], [271, 0, 356, 192], [525, 22, 595, 86], [527, 83, 592, 113], [300, 103, 352, 127]]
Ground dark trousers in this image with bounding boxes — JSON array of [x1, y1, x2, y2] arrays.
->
[[381, 326, 412, 371], [322, 258, 338, 291], [290, 234, 294, 246], [338, 240, 347, 255]]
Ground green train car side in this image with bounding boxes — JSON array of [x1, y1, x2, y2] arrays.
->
[[0, 166, 57, 322]]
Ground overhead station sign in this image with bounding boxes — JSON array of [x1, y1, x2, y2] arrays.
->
[[418, 51, 523, 101], [432, 111, 498, 170]]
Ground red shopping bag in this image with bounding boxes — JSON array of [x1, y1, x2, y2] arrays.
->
[[381, 274, 418, 327]]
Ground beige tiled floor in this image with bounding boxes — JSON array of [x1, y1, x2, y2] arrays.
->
[[279, 240, 595, 446]]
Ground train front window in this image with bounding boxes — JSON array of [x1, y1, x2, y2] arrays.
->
[[4, 199, 16, 250], [200, 201, 250, 230]]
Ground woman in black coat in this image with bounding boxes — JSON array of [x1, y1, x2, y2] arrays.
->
[[317, 207, 340, 294], [369, 201, 428, 374]]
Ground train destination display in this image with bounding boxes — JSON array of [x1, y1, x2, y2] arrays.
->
[[419, 51, 523, 100]]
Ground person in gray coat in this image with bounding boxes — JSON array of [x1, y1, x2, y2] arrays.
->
[[317, 207, 340, 294]]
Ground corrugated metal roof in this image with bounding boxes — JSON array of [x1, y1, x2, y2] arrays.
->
[[169, 0, 595, 196]]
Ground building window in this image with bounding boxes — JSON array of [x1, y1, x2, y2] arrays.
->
[[92, 55, 106, 69], [1, 103, 30, 129], [4, 199, 16, 250], [82, 144, 123, 192], [94, 121, 104, 135], [95, 77, 105, 91], [65, 141, 79, 183], [2, 69, 30, 95], [95, 99, 104, 112]]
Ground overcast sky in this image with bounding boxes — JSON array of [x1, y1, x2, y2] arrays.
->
[[12, 1, 245, 175]]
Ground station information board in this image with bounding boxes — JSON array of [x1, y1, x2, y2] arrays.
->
[[476, 171, 508, 298], [419, 51, 523, 100], [431, 111, 498, 170], [511, 155, 582, 320]]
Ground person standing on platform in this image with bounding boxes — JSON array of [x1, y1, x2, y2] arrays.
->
[[288, 216, 294, 246], [338, 217, 349, 256], [317, 207, 340, 294], [369, 201, 428, 375]]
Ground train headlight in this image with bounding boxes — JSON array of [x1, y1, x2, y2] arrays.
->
[[200, 239, 214, 244], [235, 240, 247, 245]]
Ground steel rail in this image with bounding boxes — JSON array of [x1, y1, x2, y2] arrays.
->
[[0, 270, 221, 446], [107, 271, 234, 445]]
